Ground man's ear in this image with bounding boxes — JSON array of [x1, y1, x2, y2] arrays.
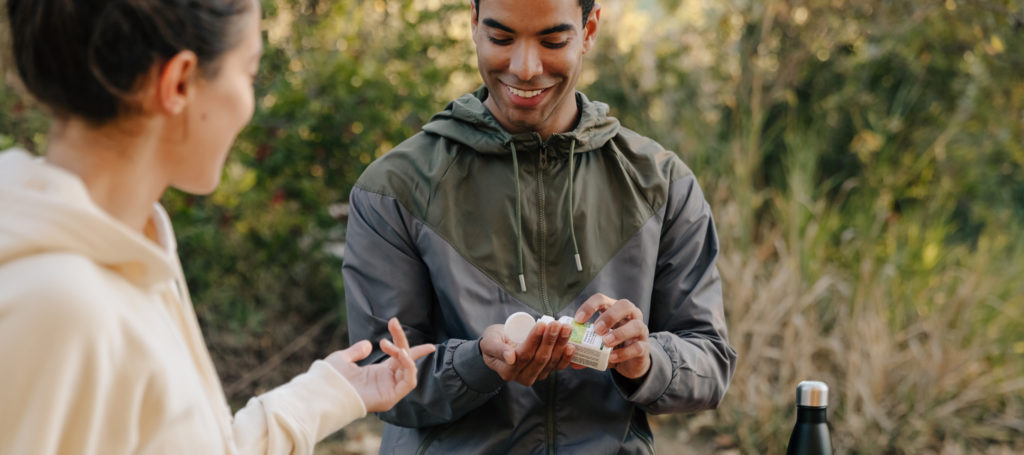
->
[[155, 50, 199, 116], [582, 3, 601, 54], [470, 0, 479, 31]]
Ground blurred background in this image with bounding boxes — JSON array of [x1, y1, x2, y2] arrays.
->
[[2, 0, 1022, 453]]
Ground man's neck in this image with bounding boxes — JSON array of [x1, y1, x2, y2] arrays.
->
[[482, 90, 581, 140]]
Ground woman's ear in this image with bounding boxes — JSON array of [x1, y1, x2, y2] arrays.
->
[[155, 50, 199, 116]]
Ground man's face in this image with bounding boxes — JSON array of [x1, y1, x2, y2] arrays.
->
[[472, 0, 599, 139]]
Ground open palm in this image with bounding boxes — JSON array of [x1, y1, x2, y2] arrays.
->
[[325, 318, 435, 413]]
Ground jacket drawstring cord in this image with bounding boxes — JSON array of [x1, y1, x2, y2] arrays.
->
[[511, 142, 527, 292], [568, 139, 582, 272]]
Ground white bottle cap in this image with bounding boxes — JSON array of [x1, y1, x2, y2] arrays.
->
[[504, 312, 536, 344], [796, 380, 829, 407]]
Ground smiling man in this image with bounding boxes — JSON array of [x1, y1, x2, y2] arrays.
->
[[343, 0, 738, 453]]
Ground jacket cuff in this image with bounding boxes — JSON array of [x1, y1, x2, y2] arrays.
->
[[613, 341, 673, 405], [452, 339, 505, 393]]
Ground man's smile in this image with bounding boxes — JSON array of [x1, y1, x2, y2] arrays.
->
[[506, 85, 544, 98]]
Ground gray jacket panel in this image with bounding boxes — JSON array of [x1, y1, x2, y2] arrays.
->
[[344, 179, 734, 454], [342, 89, 736, 454]]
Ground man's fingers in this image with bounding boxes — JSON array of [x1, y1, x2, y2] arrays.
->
[[522, 323, 559, 380], [602, 319, 649, 347], [595, 299, 642, 335], [609, 339, 650, 364], [480, 324, 515, 363], [515, 322, 549, 361], [574, 293, 615, 323], [516, 322, 564, 383], [554, 343, 575, 371], [536, 325, 574, 378], [552, 325, 573, 370]]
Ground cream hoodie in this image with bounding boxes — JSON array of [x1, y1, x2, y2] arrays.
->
[[0, 149, 366, 454]]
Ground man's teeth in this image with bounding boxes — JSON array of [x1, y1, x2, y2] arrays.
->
[[508, 86, 543, 98]]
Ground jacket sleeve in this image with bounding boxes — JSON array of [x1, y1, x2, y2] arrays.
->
[[342, 187, 505, 427], [612, 174, 738, 414]]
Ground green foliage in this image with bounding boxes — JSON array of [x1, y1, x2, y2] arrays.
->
[[2, 0, 1022, 452], [166, 0, 481, 395], [0, 78, 48, 152]]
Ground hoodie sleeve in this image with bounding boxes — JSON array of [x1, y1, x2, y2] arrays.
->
[[611, 174, 738, 414], [230, 360, 367, 454], [342, 187, 505, 427], [0, 277, 135, 455]]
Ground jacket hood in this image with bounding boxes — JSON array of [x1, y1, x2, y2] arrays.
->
[[0, 149, 177, 288], [422, 86, 620, 154]]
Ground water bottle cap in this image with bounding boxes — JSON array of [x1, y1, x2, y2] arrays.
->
[[796, 380, 829, 407]]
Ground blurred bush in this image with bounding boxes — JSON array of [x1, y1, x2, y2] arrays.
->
[[161, 0, 480, 397], [2, 0, 1022, 452]]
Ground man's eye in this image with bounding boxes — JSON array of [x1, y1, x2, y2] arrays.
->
[[489, 36, 513, 45], [543, 41, 568, 49]]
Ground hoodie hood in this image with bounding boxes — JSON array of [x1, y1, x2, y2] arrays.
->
[[422, 86, 620, 154], [0, 149, 177, 288]]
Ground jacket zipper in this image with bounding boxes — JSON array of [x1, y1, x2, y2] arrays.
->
[[628, 419, 656, 454], [540, 143, 557, 455], [537, 144, 551, 314], [547, 371, 558, 455], [415, 425, 443, 455]]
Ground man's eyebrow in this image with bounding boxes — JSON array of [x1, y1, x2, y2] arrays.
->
[[538, 23, 574, 35], [481, 19, 575, 36], [482, 18, 514, 33]]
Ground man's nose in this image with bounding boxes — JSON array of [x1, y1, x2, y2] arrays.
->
[[509, 43, 542, 82]]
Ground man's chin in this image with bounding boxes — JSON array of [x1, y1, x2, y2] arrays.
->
[[505, 117, 546, 135]]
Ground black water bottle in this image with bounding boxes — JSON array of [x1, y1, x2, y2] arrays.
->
[[786, 380, 833, 455]]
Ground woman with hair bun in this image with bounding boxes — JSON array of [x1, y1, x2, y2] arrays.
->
[[0, 0, 433, 453]]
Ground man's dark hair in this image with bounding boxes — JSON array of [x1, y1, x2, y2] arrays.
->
[[6, 0, 253, 125], [473, 0, 596, 25]]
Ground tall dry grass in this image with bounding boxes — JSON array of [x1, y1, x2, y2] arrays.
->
[[652, 175, 1024, 453]]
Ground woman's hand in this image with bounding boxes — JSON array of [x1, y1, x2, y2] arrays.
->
[[324, 317, 435, 413]]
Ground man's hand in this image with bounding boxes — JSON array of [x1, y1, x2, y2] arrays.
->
[[324, 317, 436, 413], [479, 321, 575, 386], [574, 293, 651, 379]]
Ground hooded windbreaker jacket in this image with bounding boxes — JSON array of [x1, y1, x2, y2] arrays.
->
[[0, 149, 367, 454], [344, 88, 737, 454]]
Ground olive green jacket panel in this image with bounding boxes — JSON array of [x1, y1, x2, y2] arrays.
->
[[354, 88, 690, 314]]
